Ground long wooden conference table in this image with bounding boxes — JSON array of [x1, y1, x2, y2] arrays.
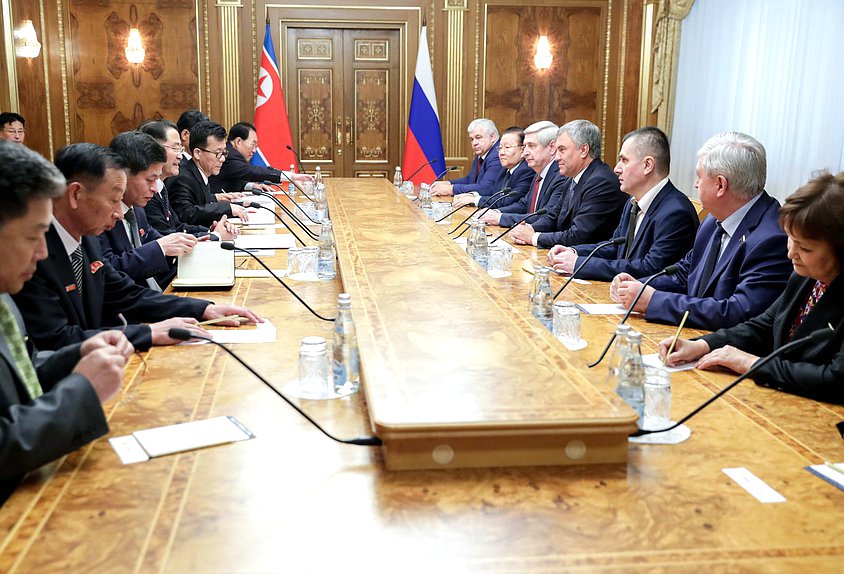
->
[[1, 179, 843, 572]]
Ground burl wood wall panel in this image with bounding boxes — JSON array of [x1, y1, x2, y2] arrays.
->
[[67, 0, 198, 145]]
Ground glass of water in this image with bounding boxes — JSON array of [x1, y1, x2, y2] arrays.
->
[[487, 244, 513, 278], [432, 202, 452, 224], [401, 181, 414, 197], [644, 366, 671, 430], [299, 336, 330, 397], [552, 301, 580, 344]]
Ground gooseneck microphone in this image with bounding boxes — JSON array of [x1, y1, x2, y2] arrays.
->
[[553, 237, 626, 300], [262, 183, 319, 224], [629, 325, 835, 437], [168, 328, 381, 446], [242, 202, 308, 247], [285, 144, 307, 179], [489, 208, 548, 245], [588, 264, 680, 368], [452, 191, 517, 240], [411, 166, 457, 202], [220, 242, 335, 322], [251, 191, 318, 240], [403, 159, 437, 182], [448, 188, 512, 232]]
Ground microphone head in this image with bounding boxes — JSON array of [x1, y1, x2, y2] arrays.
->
[[611, 236, 627, 245], [535, 208, 548, 216], [168, 328, 194, 341], [251, 190, 263, 195], [285, 144, 294, 151], [449, 166, 458, 171], [663, 264, 680, 275], [220, 241, 236, 251]]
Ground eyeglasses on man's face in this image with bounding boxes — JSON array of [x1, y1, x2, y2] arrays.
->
[[198, 147, 229, 159], [162, 143, 185, 154]]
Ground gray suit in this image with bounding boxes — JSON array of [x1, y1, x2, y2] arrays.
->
[[0, 294, 108, 505]]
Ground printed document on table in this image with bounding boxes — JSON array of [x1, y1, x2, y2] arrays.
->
[[642, 353, 697, 373], [210, 319, 277, 344], [235, 234, 296, 250], [576, 303, 629, 315]]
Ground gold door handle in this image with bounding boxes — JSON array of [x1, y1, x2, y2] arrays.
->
[[335, 118, 343, 156], [345, 116, 353, 148]]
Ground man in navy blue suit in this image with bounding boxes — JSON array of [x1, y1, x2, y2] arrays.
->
[[547, 126, 698, 280], [479, 121, 565, 228], [99, 131, 199, 290], [451, 126, 535, 209], [431, 118, 503, 197], [613, 131, 792, 330], [509, 120, 626, 248]]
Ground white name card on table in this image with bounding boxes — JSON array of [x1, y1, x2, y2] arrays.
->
[[210, 319, 277, 344], [576, 303, 629, 315], [235, 234, 296, 250], [722, 467, 786, 503], [806, 462, 844, 492], [109, 416, 254, 464]]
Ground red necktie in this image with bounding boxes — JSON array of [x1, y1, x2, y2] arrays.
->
[[473, 157, 484, 183], [528, 175, 543, 212]]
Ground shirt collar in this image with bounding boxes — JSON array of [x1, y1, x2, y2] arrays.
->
[[539, 160, 554, 180], [635, 177, 669, 215], [720, 193, 762, 239], [508, 160, 524, 175], [192, 159, 209, 185], [572, 164, 588, 184], [155, 178, 165, 193], [51, 216, 80, 257]]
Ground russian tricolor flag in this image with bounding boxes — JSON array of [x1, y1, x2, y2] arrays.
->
[[251, 22, 296, 170], [402, 24, 445, 185]]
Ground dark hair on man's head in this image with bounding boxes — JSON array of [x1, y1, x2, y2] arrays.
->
[[228, 122, 257, 142], [54, 142, 127, 185], [139, 119, 178, 143], [780, 170, 844, 264], [189, 120, 227, 152], [502, 126, 525, 145], [0, 112, 25, 128], [177, 109, 209, 134], [109, 131, 167, 175], [0, 141, 65, 228], [622, 126, 671, 175]]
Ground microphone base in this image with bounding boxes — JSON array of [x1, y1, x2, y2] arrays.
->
[[628, 422, 691, 444]]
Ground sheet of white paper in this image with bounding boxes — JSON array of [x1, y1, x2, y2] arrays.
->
[[577, 303, 629, 315], [244, 194, 276, 206], [235, 234, 295, 250], [722, 467, 786, 503], [235, 249, 275, 257], [239, 224, 287, 231], [235, 268, 287, 278], [642, 353, 697, 372], [210, 319, 277, 344], [131, 416, 253, 458], [240, 207, 277, 225]]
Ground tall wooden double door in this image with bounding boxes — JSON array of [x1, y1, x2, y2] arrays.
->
[[285, 27, 401, 178]]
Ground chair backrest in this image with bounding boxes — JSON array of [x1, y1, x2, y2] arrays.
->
[[689, 197, 709, 224]]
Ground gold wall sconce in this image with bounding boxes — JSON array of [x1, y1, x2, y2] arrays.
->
[[534, 35, 552, 70], [14, 19, 41, 59]]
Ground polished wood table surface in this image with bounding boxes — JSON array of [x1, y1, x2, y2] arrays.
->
[[1, 179, 843, 572]]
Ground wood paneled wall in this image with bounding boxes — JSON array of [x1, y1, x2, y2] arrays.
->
[[1, 0, 652, 169]]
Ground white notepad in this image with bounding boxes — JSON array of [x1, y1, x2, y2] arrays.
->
[[235, 234, 296, 250]]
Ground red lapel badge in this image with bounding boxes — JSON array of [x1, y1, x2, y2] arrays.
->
[[90, 260, 104, 274], [65, 284, 77, 292], [139, 228, 146, 237]]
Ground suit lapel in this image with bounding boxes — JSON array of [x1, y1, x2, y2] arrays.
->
[[789, 277, 844, 351], [189, 160, 214, 204], [628, 183, 673, 255], [46, 226, 87, 326]]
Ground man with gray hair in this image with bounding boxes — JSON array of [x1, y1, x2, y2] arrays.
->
[[509, 119, 625, 247], [431, 118, 502, 197], [612, 131, 791, 330], [480, 120, 565, 227]]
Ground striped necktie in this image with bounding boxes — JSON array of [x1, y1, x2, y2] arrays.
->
[[70, 245, 84, 295], [0, 299, 42, 399]]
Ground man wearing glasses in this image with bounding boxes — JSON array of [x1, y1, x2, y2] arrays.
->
[[0, 112, 26, 146], [451, 126, 535, 209], [166, 121, 251, 226], [210, 122, 311, 195]]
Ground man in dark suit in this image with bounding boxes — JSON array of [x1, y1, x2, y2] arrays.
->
[[451, 126, 535, 210], [13, 143, 261, 351], [431, 118, 503, 197], [209, 122, 311, 195], [613, 131, 792, 330], [167, 121, 251, 227], [99, 131, 199, 289], [509, 119, 626, 248], [139, 120, 237, 240], [547, 127, 698, 280], [176, 109, 209, 168], [479, 121, 566, 227], [0, 141, 132, 505]]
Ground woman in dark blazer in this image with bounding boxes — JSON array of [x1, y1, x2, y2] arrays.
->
[[661, 171, 844, 403]]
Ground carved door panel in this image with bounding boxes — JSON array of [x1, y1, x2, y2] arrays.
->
[[287, 27, 400, 178]]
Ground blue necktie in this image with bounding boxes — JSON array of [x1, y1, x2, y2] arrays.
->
[[696, 223, 725, 297]]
